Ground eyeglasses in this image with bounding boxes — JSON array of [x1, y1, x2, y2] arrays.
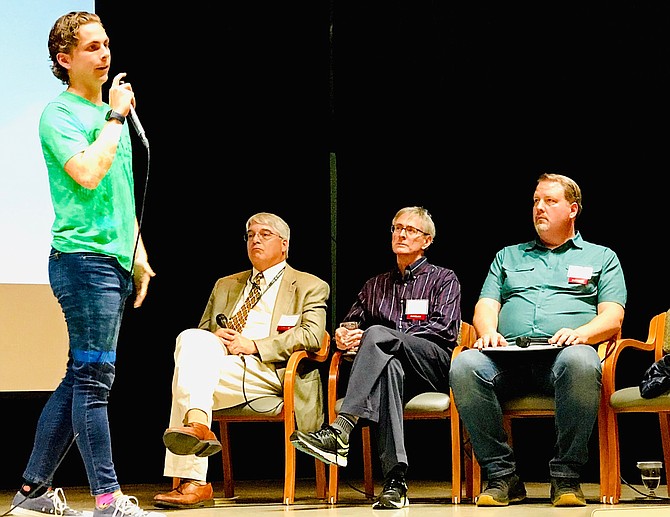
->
[[391, 224, 428, 238], [244, 229, 281, 242]]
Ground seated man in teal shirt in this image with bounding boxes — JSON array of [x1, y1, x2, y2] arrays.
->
[[450, 173, 626, 508]]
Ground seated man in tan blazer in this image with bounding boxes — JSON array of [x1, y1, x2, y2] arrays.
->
[[153, 212, 329, 508]]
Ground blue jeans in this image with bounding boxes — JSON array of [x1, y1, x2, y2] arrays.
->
[[22, 249, 132, 496], [449, 345, 601, 480]]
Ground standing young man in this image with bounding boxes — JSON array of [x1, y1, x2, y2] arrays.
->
[[11, 11, 160, 517]]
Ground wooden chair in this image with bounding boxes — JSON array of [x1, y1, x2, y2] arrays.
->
[[326, 321, 476, 504], [450, 332, 618, 503], [600, 310, 670, 504], [207, 331, 331, 504]]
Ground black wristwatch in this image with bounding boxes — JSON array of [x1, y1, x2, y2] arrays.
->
[[105, 110, 125, 124]]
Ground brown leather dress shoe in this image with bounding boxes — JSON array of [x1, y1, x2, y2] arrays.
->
[[163, 422, 222, 457], [154, 480, 214, 509]]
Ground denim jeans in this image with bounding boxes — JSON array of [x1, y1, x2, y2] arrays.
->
[[450, 344, 601, 480], [22, 249, 132, 496]]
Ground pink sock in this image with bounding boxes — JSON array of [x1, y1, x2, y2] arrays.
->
[[95, 490, 121, 508]]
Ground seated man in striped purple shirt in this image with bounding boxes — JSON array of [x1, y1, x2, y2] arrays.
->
[[291, 206, 462, 509]]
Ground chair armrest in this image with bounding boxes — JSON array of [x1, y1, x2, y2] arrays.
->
[[601, 315, 664, 397], [451, 321, 475, 362], [328, 349, 344, 423], [453, 322, 476, 359], [283, 331, 330, 417], [451, 344, 468, 361]]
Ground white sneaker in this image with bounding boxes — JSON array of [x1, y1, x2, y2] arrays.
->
[[10, 488, 90, 517], [92, 495, 164, 517]]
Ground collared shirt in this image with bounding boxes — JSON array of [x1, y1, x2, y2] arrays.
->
[[238, 261, 286, 340], [342, 257, 461, 352], [479, 232, 627, 341]]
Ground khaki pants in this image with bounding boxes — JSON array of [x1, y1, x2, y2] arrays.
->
[[163, 328, 282, 481]]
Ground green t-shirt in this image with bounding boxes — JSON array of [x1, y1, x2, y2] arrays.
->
[[39, 91, 135, 272], [479, 232, 627, 341]]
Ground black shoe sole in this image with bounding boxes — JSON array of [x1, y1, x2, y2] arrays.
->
[[163, 431, 222, 457]]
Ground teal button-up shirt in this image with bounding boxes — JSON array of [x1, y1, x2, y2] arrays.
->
[[479, 232, 627, 341]]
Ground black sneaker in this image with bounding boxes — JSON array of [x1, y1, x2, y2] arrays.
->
[[290, 426, 348, 466], [372, 476, 409, 509], [476, 473, 527, 506], [550, 477, 586, 506]]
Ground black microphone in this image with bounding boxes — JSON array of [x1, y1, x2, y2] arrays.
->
[[515, 336, 551, 348], [216, 313, 244, 359], [128, 106, 149, 149], [216, 313, 228, 328]]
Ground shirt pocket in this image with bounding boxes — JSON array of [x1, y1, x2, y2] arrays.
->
[[501, 265, 535, 298]]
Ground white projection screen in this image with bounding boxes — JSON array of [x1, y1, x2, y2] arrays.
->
[[0, 0, 95, 391]]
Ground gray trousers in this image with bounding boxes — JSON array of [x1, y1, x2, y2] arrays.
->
[[339, 325, 451, 477]]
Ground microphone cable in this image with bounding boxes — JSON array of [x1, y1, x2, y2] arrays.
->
[[216, 313, 281, 414], [130, 136, 151, 278], [116, 79, 151, 270], [238, 354, 282, 414], [2, 433, 80, 517]]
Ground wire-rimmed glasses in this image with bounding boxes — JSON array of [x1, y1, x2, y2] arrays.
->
[[391, 224, 428, 238], [244, 229, 280, 242]]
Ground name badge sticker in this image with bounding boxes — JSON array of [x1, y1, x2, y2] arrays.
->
[[277, 314, 299, 332], [567, 265, 593, 285], [405, 299, 429, 321]]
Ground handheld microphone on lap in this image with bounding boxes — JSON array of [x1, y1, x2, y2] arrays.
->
[[216, 313, 243, 359], [515, 336, 551, 348]]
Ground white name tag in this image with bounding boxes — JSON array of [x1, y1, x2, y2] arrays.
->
[[277, 314, 299, 332], [567, 265, 593, 285], [405, 299, 429, 321]]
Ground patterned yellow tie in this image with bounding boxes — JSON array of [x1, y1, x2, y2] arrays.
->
[[226, 272, 264, 332]]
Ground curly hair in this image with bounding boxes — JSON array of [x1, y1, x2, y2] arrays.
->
[[48, 11, 103, 85]]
